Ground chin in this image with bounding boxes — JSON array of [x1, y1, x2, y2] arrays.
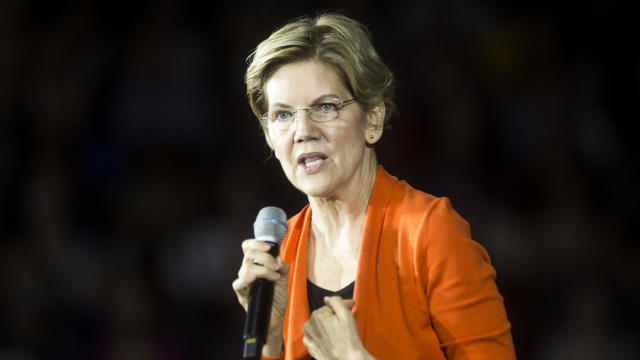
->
[[295, 179, 335, 199]]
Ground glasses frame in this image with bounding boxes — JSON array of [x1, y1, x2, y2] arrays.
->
[[261, 98, 357, 128]]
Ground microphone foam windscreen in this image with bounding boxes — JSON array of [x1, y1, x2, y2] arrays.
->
[[254, 206, 288, 243]]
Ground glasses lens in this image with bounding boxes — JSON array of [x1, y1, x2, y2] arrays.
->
[[266, 101, 346, 130], [266, 110, 292, 131], [310, 103, 338, 122]]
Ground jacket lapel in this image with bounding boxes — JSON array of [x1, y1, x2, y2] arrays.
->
[[353, 167, 398, 344]]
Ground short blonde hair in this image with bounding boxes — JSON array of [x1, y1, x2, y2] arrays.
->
[[245, 13, 395, 129]]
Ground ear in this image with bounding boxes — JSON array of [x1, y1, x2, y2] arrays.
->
[[365, 102, 385, 144]]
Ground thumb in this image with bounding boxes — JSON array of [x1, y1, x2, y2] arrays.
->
[[277, 257, 289, 275], [324, 296, 355, 323], [343, 299, 356, 309]]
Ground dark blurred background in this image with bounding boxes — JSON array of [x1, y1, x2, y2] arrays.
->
[[1, 0, 638, 359]]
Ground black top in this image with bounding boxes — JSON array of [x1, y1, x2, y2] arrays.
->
[[307, 279, 355, 313]]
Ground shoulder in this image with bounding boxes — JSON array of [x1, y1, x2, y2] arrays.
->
[[374, 167, 464, 230], [385, 178, 495, 291], [386, 179, 471, 242], [383, 177, 492, 273]]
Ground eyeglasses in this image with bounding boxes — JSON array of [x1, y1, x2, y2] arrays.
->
[[262, 98, 357, 132]]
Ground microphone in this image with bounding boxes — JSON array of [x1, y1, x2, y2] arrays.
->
[[243, 206, 288, 360]]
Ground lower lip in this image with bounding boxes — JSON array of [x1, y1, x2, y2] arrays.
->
[[299, 158, 327, 174]]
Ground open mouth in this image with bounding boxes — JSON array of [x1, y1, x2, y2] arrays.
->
[[298, 153, 328, 172]]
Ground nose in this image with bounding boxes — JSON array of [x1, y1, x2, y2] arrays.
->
[[292, 107, 313, 120], [293, 108, 319, 143]]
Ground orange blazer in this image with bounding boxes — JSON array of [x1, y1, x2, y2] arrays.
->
[[265, 167, 515, 359]]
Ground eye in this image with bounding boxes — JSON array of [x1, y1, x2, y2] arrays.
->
[[318, 103, 338, 112], [273, 110, 292, 121]]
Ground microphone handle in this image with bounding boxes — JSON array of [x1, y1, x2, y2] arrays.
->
[[242, 242, 279, 360]]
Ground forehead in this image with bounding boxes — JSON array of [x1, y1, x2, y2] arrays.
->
[[265, 61, 349, 105]]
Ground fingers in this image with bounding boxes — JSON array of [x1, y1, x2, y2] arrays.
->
[[232, 262, 281, 292], [277, 257, 290, 276], [302, 334, 319, 359], [302, 334, 324, 359], [241, 239, 272, 253], [242, 240, 280, 270], [233, 239, 286, 304], [303, 298, 359, 359], [302, 313, 327, 358], [323, 296, 356, 323], [304, 305, 332, 336], [302, 320, 314, 339], [343, 299, 356, 309]]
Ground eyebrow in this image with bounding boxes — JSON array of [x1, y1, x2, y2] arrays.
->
[[270, 94, 344, 109]]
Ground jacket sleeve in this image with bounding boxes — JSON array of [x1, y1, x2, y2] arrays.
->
[[422, 198, 516, 360]]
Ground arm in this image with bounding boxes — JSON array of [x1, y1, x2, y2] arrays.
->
[[232, 239, 290, 359], [424, 199, 515, 359]]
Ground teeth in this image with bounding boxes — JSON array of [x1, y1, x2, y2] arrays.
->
[[304, 157, 324, 167]]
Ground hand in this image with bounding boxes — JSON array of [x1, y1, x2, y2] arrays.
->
[[302, 296, 376, 360], [232, 239, 290, 347]]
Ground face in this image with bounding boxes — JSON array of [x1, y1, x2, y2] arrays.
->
[[264, 61, 378, 199]]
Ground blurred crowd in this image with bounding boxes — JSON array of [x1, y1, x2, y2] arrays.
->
[[1, 0, 637, 359]]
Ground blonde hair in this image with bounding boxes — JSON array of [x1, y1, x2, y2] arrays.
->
[[245, 13, 395, 129]]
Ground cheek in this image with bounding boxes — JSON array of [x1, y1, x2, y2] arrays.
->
[[347, 124, 367, 144], [271, 141, 279, 159], [270, 137, 288, 162], [266, 131, 280, 159]]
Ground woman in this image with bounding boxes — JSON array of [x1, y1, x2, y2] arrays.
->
[[232, 13, 516, 360]]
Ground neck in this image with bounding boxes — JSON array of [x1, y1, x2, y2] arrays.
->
[[308, 150, 378, 249]]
